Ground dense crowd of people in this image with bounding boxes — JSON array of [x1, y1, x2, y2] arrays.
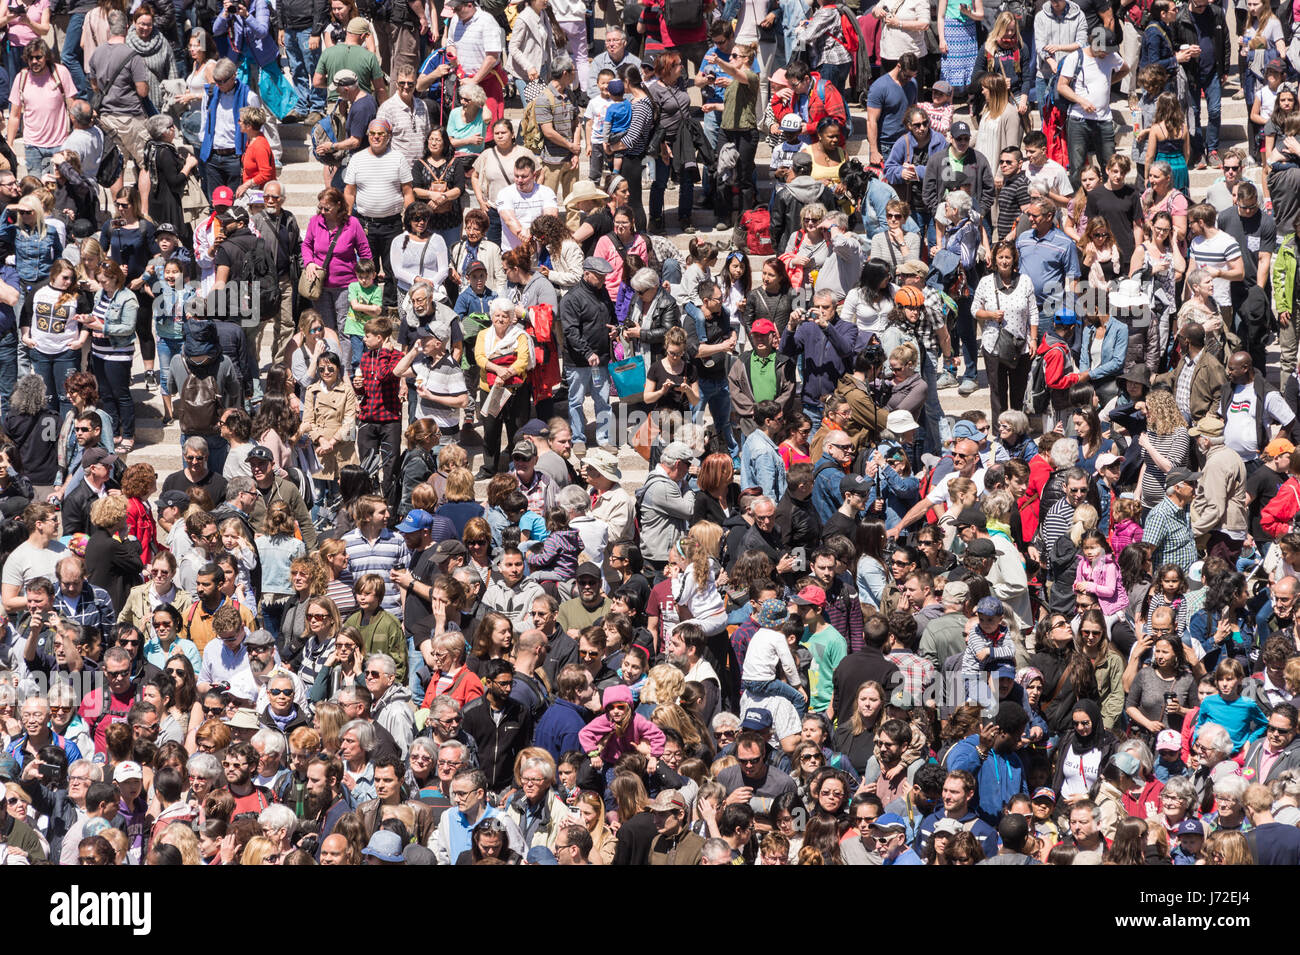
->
[[3, 0, 1300, 867]]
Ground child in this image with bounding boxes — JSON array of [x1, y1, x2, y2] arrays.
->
[[1195, 659, 1269, 752], [1153, 728, 1188, 782], [616, 644, 650, 703], [585, 69, 616, 181], [153, 255, 195, 425], [794, 584, 847, 716], [352, 315, 405, 484], [143, 223, 191, 296], [771, 112, 806, 176], [669, 537, 727, 636], [219, 518, 259, 609], [960, 595, 1017, 679], [525, 506, 583, 581], [920, 80, 955, 141], [577, 684, 666, 773], [254, 501, 307, 646], [1146, 562, 1190, 633], [1074, 529, 1128, 623], [739, 598, 809, 715], [1029, 786, 1061, 849], [346, 260, 384, 378], [1171, 818, 1205, 865], [675, 237, 718, 306], [453, 258, 494, 387], [1108, 496, 1143, 558], [603, 79, 631, 175], [1252, 60, 1287, 153]]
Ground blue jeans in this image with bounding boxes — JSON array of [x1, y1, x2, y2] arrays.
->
[[283, 28, 325, 114], [802, 397, 824, 438], [740, 678, 808, 715], [24, 144, 59, 178], [30, 349, 78, 423], [181, 431, 230, 475], [566, 365, 612, 446], [0, 331, 17, 418], [63, 13, 90, 98], [697, 375, 738, 458], [1192, 70, 1222, 159], [156, 336, 181, 395], [203, 152, 242, 196], [1066, 116, 1115, 189], [348, 333, 364, 378], [651, 156, 693, 226], [92, 355, 134, 441], [820, 61, 851, 98], [955, 296, 978, 384]]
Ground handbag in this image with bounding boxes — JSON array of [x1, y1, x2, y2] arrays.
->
[[299, 225, 343, 300], [991, 285, 1024, 364], [609, 354, 647, 403]]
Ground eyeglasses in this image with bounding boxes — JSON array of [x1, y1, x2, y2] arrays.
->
[[268, 687, 293, 696], [118, 638, 140, 647], [396, 81, 415, 89], [466, 538, 489, 545], [886, 213, 904, 221], [799, 754, 822, 763], [1267, 724, 1294, 735], [115, 201, 130, 209], [73, 425, 93, 432], [578, 650, 601, 660], [106, 668, 130, 679], [222, 760, 247, 768], [437, 759, 463, 767], [737, 755, 763, 765], [910, 121, 930, 128], [364, 670, 386, 678], [1223, 163, 1241, 171], [1080, 628, 1104, 636]]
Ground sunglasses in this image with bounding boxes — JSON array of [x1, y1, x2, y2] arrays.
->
[[268, 687, 293, 696]]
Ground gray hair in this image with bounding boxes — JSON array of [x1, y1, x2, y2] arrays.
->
[[945, 189, 973, 217], [1049, 438, 1079, 469], [438, 739, 469, 762], [1161, 774, 1196, 811], [225, 476, 255, 500], [340, 718, 375, 756], [68, 759, 103, 782], [489, 297, 516, 319], [146, 114, 175, 140], [212, 58, 238, 83], [701, 838, 732, 864], [1213, 772, 1249, 803], [605, 26, 627, 40], [630, 267, 660, 293], [1148, 159, 1174, 181], [186, 753, 222, 781], [364, 653, 397, 677], [1271, 768, 1300, 801], [551, 54, 575, 80], [557, 484, 590, 515], [107, 9, 130, 36], [410, 737, 439, 761], [70, 100, 93, 127], [519, 756, 555, 785], [459, 81, 486, 108], [8, 374, 47, 417], [1199, 723, 1234, 756], [183, 435, 210, 456], [429, 694, 462, 719], [1186, 266, 1211, 290], [258, 803, 298, 838], [999, 409, 1029, 441], [1070, 800, 1101, 823], [1116, 738, 1154, 779], [251, 728, 287, 756], [712, 711, 742, 733]]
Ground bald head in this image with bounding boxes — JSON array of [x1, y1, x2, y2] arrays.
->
[[320, 833, 350, 864], [1227, 351, 1253, 385], [1150, 605, 1175, 631], [954, 439, 980, 473], [517, 629, 548, 654]]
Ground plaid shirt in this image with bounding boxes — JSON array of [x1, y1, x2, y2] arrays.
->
[[919, 287, 951, 358], [1143, 497, 1198, 570], [54, 582, 116, 637], [886, 649, 935, 701], [355, 346, 404, 422]]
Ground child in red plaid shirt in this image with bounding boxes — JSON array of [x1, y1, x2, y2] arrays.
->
[[352, 315, 405, 486]]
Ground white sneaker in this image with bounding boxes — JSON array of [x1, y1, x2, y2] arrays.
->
[[936, 372, 959, 390]]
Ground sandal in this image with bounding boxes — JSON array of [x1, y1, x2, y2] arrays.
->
[[116, 439, 135, 454]]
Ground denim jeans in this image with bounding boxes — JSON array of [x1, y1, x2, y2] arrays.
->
[[955, 296, 978, 384], [156, 336, 181, 395], [0, 330, 17, 419], [1192, 70, 1222, 159], [1066, 116, 1115, 189], [183, 431, 230, 475], [651, 156, 693, 227], [802, 397, 824, 438], [820, 61, 851, 99], [92, 355, 135, 440], [696, 375, 738, 458], [283, 28, 325, 114], [566, 365, 612, 446], [740, 678, 808, 715], [63, 13, 91, 98], [23, 144, 59, 178], [203, 152, 243, 196], [30, 349, 79, 423]]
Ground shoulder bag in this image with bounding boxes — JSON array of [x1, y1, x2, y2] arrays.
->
[[299, 225, 343, 300], [991, 282, 1025, 364]]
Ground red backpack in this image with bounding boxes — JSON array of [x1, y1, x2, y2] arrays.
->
[[738, 208, 774, 255]]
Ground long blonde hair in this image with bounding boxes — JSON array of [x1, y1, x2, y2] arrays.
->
[[1246, 0, 1277, 37], [675, 535, 713, 589], [982, 73, 1010, 121], [576, 790, 615, 856], [1067, 504, 1099, 546], [983, 11, 1022, 60], [15, 194, 45, 236]]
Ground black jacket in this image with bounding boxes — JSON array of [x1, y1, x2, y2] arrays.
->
[[559, 276, 615, 367], [775, 491, 821, 554], [62, 477, 119, 537], [1241, 736, 1300, 783], [1173, 2, 1229, 81], [20, 779, 78, 862], [84, 527, 145, 613], [213, 318, 256, 388], [628, 290, 680, 360], [461, 695, 535, 794], [278, 0, 327, 32]]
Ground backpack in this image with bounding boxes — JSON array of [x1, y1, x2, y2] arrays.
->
[[664, 0, 703, 29], [520, 86, 559, 154], [816, 77, 852, 131], [1024, 341, 1074, 415], [835, 11, 860, 57], [383, 446, 428, 526], [175, 365, 222, 434], [737, 208, 774, 255], [235, 232, 281, 322], [311, 104, 346, 165], [418, 49, 460, 125]]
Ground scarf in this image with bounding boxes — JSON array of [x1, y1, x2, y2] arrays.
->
[[127, 29, 173, 105], [1068, 699, 1105, 756]]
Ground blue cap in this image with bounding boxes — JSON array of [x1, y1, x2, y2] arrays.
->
[[361, 830, 406, 862], [1054, 307, 1079, 326], [396, 509, 435, 533], [526, 846, 559, 865], [868, 812, 908, 832], [976, 595, 1004, 617], [754, 598, 789, 628], [1177, 818, 1204, 837], [952, 419, 984, 443], [996, 664, 1016, 679]]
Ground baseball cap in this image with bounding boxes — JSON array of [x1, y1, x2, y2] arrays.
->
[[246, 444, 275, 463], [976, 595, 1004, 617], [155, 222, 179, 238], [996, 663, 1016, 679], [1054, 307, 1079, 326], [244, 629, 275, 648], [1111, 752, 1141, 777], [868, 812, 907, 833], [334, 69, 359, 87], [433, 539, 468, 561], [576, 561, 603, 582], [114, 761, 144, 782], [955, 505, 986, 529], [212, 185, 234, 207], [361, 830, 406, 862], [158, 490, 190, 511], [518, 419, 549, 438], [511, 439, 538, 460], [965, 537, 996, 559], [1268, 57, 1288, 73], [952, 419, 985, 443], [886, 409, 918, 434], [754, 598, 788, 628], [1266, 438, 1296, 458], [949, 120, 972, 140], [1094, 452, 1122, 470], [933, 817, 964, 836], [606, 79, 625, 96], [1032, 787, 1057, 803], [396, 509, 435, 533], [660, 442, 695, 465], [1155, 729, 1181, 753], [81, 447, 117, 470], [780, 113, 804, 132], [751, 318, 777, 336], [219, 205, 249, 226], [582, 255, 614, 276], [1177, 818, 1204, 837], [932, 80, 954, 95], [1165, 467, 1202, 488], [942, 580, 969, 603], [465, 259, 487, 274], [740, 708, 774, 731], [346, 16, 371, 35], [647, 789, 687, 812], [840, 473, 872, 496], [791, 152, 813, 173], [792, 584, 827, 608]]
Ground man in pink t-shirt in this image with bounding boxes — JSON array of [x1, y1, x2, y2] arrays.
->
[[6, 37, 76, 176]]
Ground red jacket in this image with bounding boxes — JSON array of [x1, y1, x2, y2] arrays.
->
[[1262, 476, 1300, 539], [127, 495, 158, 565], [1121, 777, 1164, 819], [1036, 335, 1082, 392], [771, 71, 848, 137]]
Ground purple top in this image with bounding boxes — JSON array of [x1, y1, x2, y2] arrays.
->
[[301, 215, 374, 290]]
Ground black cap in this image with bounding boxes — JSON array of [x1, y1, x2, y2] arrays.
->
[[575, 562, 602, 582], [246, 445, 274, 463], [955, 505, 986, 530], [965, 538, 996, 558], [158, 490, 190, 510]]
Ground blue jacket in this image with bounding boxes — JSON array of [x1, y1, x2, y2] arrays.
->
[[213, 0, 278, 67], [0, 221, 62, 284], [200, 79, 252, 162], [943, 732, 1027, 825], [533, 698, 591, 763], [862, 462, 921, 528], [741, 429, 787, 503], [781, 317, 857, 403], [7, 731, 82, 768], [811, 452, 846, 524], [1079, 318, 1128, 383], [915, 808, 1000, 858], [1139, 22, 1177, 74], [884, 132, 948, 197]]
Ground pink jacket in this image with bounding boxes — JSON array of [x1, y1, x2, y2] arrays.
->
[[300, 215, 373, 290], [1075, 553, 1128, 617], [1109, 519, 1142, 558], [577, 712, 666, 762]]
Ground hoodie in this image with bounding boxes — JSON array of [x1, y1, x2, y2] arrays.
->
[[944, 733, 1028, 826], [770, 176, 838, 253], [577, 685, 667, 762]]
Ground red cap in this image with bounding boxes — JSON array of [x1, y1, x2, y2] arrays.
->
[[792, 585, 827, 608], [751, 318, 777, 336], [212, 186, 235, 207]]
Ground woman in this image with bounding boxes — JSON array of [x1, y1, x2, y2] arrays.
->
[[982, 11, 1030, 116], [934, 188, 981, 273], [390, 202, 449, 309], [644, 53, 695, 232], [974, 73, 1021, 174], [1076, 608, 1127, 730], [285, 310, 344, 392], [1051, 698, 1117, 803], [1028, 614, 1101, 736], [1063, 166, 1100, 243], [776, 412, 814, 471], [803, 117, 848, 188], [447, 81, 488, 156], [84, 495, 145, 612], [1204, 829, 1253, 865], [1072, 407, 1113, 473], [1262, 87, 1297, 202], [1159, 775, 1197, 838], [276, 558, 326, 667], [1186, 573, 1256, 670], [251, 392, 300, 472], [150, 607, 201, 682], [84, 259, 139, 454], [467, 612, 514, 676], [1137, 388, 1190, 511], [152, 256, 194, 425], [395, 419, 440, 521], [1241, 0, 1286, 144], [574, 790, 617, 864], [1144, 92, 1191, 194], [139, 114, 197, 243], [436, 468, 486, 536], [643, 325, 699, 434], [21, 259, 86, 424], [0, 194, 63, 344], [301, 187, 372, 360], [855, 518, 889, 610], [101, 185, 158, 397], [1141, 160, 1189, 244], [126, 5, 175, 111], [884, 343, 926, 422], [572, 174, 632, 255], [530, 214, 583, 292], [8, 39, 73, 177], [506, 0, 557, 103], [838, 259, 891, 345], [121, 462, 160, 565], [2, 375, 59, 487], [833, 681, 885, 776], [175, 29, 217, 147], [235, 107, 275, 199], [321, 0, 377, 51], [972, 239, 1037, 429], [687, 452, 736, 528], [1124, 633, 1196, 741], [1129, 209, 1185, 374], [594, 205, 653, 306], [474, 297, 533, 477], [411, 128, 466, 252], [869, 200, 920, 269], [300, 351, 358, 497], [938, 0, 982, 90], [470, 118, 535, 247]]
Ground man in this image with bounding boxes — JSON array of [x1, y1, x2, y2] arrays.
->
[[1085, 155, 1144, 268], [496, 155, 559, 253], [885, 106, 947, 224], [648, 789, 706, 865], [357, 755, 435, 845], [738, 495, 787, 567], [559, 257, 615, 450], [686, 279, 742, 459], [277, 0, 327, 123], [775, 464, 822, 558], [770, 57, 848, 144], [533, 56, 582, 202], [823, 473, 868, 542], [871, 813, 923, 865], [61, 100, 104, 180], [1247, 439, 1293, 544], [1034, 0, 1087, 114], [1155, 321, 1225, 426], [315, 70, 376, 175], [1189, 415, 1248, 562], [1188, 204, 1246, 326], [586, 26, 641, 98], [342, 495, 407, 623], [510, 439, 557, 516], [1245, 782, 1300, 863], [1218, 182, 1275, 323], [919, 580, 971, 667], [1055, 28, 1127, 188], [76, 646, 138, 753], [865, 53, 919, 168], [162, 437, 228, 502], [246, 446, 316, 549], [636, 442, 696, 573], [199, 57, 268, 195], [211, 206, 275, 344], [915, 769, 999, 858], [212, 476, 258, 544], [182, 561, 255, 653], [809, 429, 856, 528], [364, 654, 415, 760], [891, 438, 985, 538], [1174, 0, 1228, 168], [168, 322, 244, 473], [902, 571, 944, 628], [528, 594, 578, 683], [507, 630, 550, 720], [922, 120, 995, 223], [432, 768, 525, 864], [1016, 198, 1082, 311], [533, 664, 594, 761], [558, 563, 612, 637], [1, 503, 66, 613], [1222, 351, 1295, 474], [196, 606, 259, 706], [832, 615, 901, 727], [250, 181, 303, 361], [218, 741, 273, 815], [716, 730, 798, 824], [444, 0, 506, 120], [87, 10, 149, 192], [371, 0, 424, 77], [1033, 468, 1090, 565], [728, 319, 798, 438], [943, 703, 1030, 825], [993, 147, 1034, 243], [741, 400, 787, 503], [810, 548, 863, 656], [482, 547, 545, 632], [884, 762, 946, 844], [345, 120, 414, 307], [1143, 467, 1201, 577], [768, 153, 838, 255], [1259, 587, 1298, 650], [460, 660, 534, 793], [1240, 703, 1300, 783], [554, 823, 593, 865], [61, 447, 118, 538], [831, 354, 897, 454], [793, 585, 846, 716], [313, 17, 387, 101], [6, 696, 82, 768]]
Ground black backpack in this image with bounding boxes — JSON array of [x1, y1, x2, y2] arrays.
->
[[235, 232, 281, 323], [175, 364, 221, 434]]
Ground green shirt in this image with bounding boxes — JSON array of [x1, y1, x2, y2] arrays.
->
[[346, 609, 408, 683], [802, 623, 847, 714], [749, 352, 778, 403], [347, 280, 382, 336], [721, 69, 760, 132], [316, 43, 384, 101]]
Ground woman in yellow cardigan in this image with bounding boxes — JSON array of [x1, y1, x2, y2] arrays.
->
[[475, 297, 533, 478]]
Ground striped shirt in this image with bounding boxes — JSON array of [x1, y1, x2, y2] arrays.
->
[[1142, 497, 1197, 570], [1034, 497, 1075, 565], [411, 354, 467, 429], [343, 528, 410, 620], [89, 292, 135, 362], [1188, 231, 1242, 308]]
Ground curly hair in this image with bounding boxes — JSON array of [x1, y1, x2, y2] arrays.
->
[[1145, 387, 1185, 436], [120, 462, 157, 499]]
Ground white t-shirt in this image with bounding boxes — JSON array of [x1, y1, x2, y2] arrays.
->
[[411, 353, 468, 429], [1189, 230, 1243, 307], [928, 468, 988, 507], [29, 285, 81, 356], [448, 9, 504, 76], [495, 182, 558, 250], [734, 0, 769, 45], [198, 633, 259, 703], [343, 148, 413, 218], [739, 690, 802, 744], [1224, 382, 1295, 460], [1, 540, 67, 592], [585, 95, 612, 145], [1060, 50, 1123, 122], [1025, 158, 1072, 201]]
